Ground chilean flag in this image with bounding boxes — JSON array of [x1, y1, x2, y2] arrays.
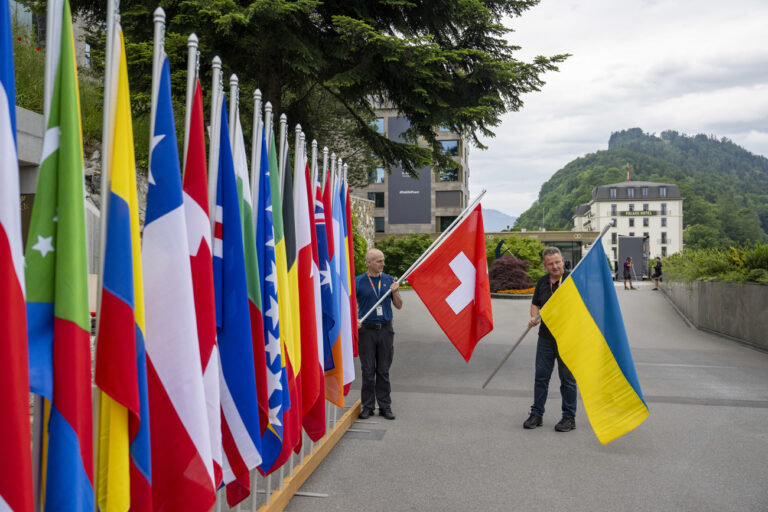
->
[[143, 56, 216, 511], [0, 0, 33, 508], [407, 205, 493, 362]]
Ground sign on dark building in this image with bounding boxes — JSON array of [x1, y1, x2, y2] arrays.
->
[[387, 117, 431, 224]]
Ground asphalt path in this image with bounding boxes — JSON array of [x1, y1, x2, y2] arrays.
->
[[286, 281, 768, 512]]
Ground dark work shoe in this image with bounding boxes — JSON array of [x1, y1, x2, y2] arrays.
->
[[555, 417, 576, 432], [359, 408, 374, 420], [379, 409, 396, 420], [523, 414, 543, 429]]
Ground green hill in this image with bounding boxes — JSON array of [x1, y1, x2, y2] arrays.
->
[[514, 128, 768, 249]]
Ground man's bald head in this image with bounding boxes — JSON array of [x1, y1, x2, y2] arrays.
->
[[366, 248, 386, 276]]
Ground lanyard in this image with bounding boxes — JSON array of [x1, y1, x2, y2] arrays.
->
[[367, 274, 382, 298], [550, 275, 563, 292]]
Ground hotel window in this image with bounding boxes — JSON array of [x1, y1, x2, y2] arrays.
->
[[629, 232, 635, 237], [627, 188, 635, 198], [610, 188, 617, 199], [611, 232, 617, 244], [374, 217, 385, 233], [641, 187, 648, 198], [662, 246, 667, 257], [643, 218, 649, 227], [643, 232, 649, 238], [611, 218, 617, 227], [439, 124, 452, 132], [373, 117, 385, 134], [661, 203, 667, 215], [611, 204, 617, 216], [661, 217, 667, 227], [660, 186, 667, 198], [629, 204, 635, 212], [440, 140, 459, 156], [629, 218, 635, 227], [369, 167, 386, 184], [661, 232, 667, 244], [643, 203, 649, 211], [438, 165, 459, 182], [368, 192, 384, 208]]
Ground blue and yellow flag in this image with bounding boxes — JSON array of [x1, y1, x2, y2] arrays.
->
[[540, 241, 648, 444]]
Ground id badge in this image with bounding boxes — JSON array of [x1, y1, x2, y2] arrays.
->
[[376, 305, 383, 317]]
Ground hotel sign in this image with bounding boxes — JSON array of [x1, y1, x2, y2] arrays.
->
[[620, 210, 657, 216]]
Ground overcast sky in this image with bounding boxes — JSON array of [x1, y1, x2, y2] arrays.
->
[[469, 0, 768, 218]]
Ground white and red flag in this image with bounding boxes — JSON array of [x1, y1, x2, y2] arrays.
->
[[407, 204, 493, 362]]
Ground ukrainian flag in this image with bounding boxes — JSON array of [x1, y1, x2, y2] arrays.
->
[[540, 241, 648, 444]]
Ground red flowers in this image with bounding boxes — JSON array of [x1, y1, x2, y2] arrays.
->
[[17, 36, 21, 41], [36, 47, 40, 51]]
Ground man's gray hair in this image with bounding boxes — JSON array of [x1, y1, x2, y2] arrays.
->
[[542, 246, 562, 260]]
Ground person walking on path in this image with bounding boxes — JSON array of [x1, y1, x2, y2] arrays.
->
[[356, 248, 403, 420], [623, 257, 636, 289], [651, 256, 662, 290], [524, 247, 577, 433]]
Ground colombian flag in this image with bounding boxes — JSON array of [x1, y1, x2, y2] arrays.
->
[[540, 241, 648, 444], [95, 28, 152, 511]]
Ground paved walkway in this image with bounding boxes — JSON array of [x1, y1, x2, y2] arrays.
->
[[287, 281, 768, 512]]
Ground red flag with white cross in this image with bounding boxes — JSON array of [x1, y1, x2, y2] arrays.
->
[[407, 204, 493, 362]]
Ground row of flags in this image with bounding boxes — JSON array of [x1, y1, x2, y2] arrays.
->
[[2, 1, 365, 509]]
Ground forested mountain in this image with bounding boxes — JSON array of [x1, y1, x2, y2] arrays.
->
[[514, 128, 768, 249]]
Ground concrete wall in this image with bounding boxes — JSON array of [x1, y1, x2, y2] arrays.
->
[[350, 195, 374, 249], [663, 280, 768, 350]]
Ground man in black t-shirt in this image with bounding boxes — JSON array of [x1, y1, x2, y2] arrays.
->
[[523, 247, 577, 432]]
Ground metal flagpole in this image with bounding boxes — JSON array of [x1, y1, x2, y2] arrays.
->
[[264, 102, 273, 160], [481, 223, 612, 389], [207, 56, 222, 233], [278, 113, 287, 198], [329, 153, 336, 203], [250, 89, 263, 221], [311, 140, 318, 191], [322, 147, 328, 189], [358, 189, 487, 324], [149, 7, 165, 171], [229, 74, 238, 144], [182, 33, 197, 173]]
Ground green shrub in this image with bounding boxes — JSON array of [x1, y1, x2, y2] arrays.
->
[[351, 212, 367, 277], [375, 234, 433, 280], [486, 235, 546, 283], [664, 242, 768, 283], [12, 23, 45, 113]]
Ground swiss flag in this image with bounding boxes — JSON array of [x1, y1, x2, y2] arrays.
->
[[407, 205, 493, 362]]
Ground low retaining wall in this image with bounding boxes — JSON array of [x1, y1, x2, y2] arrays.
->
[[663, 280, 768, 350]]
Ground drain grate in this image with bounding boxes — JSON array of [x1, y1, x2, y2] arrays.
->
[[344, 428, 386, 441]]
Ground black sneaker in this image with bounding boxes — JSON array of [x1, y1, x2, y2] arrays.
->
[[379, 409, 396, 420], [359, 408, 374, 420], [523, 414, 543, 429], [555, 417, 576, 432]]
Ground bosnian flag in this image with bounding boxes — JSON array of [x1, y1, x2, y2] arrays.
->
[[143, 56, 215, 511], [0, 0, 33, 509]]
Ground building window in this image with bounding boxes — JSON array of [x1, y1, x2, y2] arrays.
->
[[373, 117, 385, 133], [611, 232, 617, 244], [610, 188, 617, 199], [641, 187, 648, 198], [629, 218, 635, 227], [368, 167, 386, 184], [627, 188, 635, 198], [661, 217, 667, 227], [440, 140, 459, 156], [660, 186, 667, 198], [439, 216, 458, 232], [611, 204, 617, 216], [661, 232, 667, 244], [643, 232, 649, 238], [629, 232, 635, 237], [643, 203, 649, 211], [662, 246, 667, 257], [643, 218, 649, 227], [436, 190, 461, 207], [611, 218, 617, 227], [439, 124, 451, 132], [374, 217, 385, 233], [629, 204, 635, 212], [612, 247, 617, 261], [368, 192, 384, 208], [661, 203, 667, 215], [439, 166, 459, 182]]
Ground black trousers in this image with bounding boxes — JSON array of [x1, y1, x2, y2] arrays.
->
[[358, 323, 395, 411]]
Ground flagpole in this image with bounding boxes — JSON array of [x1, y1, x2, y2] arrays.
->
[[294, 124, 302, 187], [278, 113, 287, 198], [321, 147, 328, 189], [250, 89, 263, 220], [264, 101, 273, 160], [149, 7, 164, 171], [358, 189, 487, 324], [481, 223, 611, 389], [182, 33, 197, 173], [207, 57, 222, 231], [329, 153, 337, 203], [310, 140, 318, 190], [228, 74, 238, 143]]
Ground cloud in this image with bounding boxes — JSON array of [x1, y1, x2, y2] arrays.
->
[[470, 0, 768, 217]]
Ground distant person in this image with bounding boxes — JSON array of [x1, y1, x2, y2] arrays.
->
[[652, 256, 662, 290], [623, 257, 635, 290], [523, 247, 577, 433], [356, 248, 403, 420], [564, 258, 571, 271]]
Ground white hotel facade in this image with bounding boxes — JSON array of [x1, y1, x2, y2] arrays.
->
[[573, 181, 684, 269]]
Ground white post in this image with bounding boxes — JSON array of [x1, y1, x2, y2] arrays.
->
[[229, 74, 238, 144], [264, 102, 273, 161], [278, 114, 287, 198], [311, 140, 318, 194], [250, 89, 263, 219], [149, 7, 165, 170], [207, 56, 222, 231], [330, 153, 337, 206], [294, 125, 302, 187], [183, 33, 198, 172], [322, 147, 329, 189]]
